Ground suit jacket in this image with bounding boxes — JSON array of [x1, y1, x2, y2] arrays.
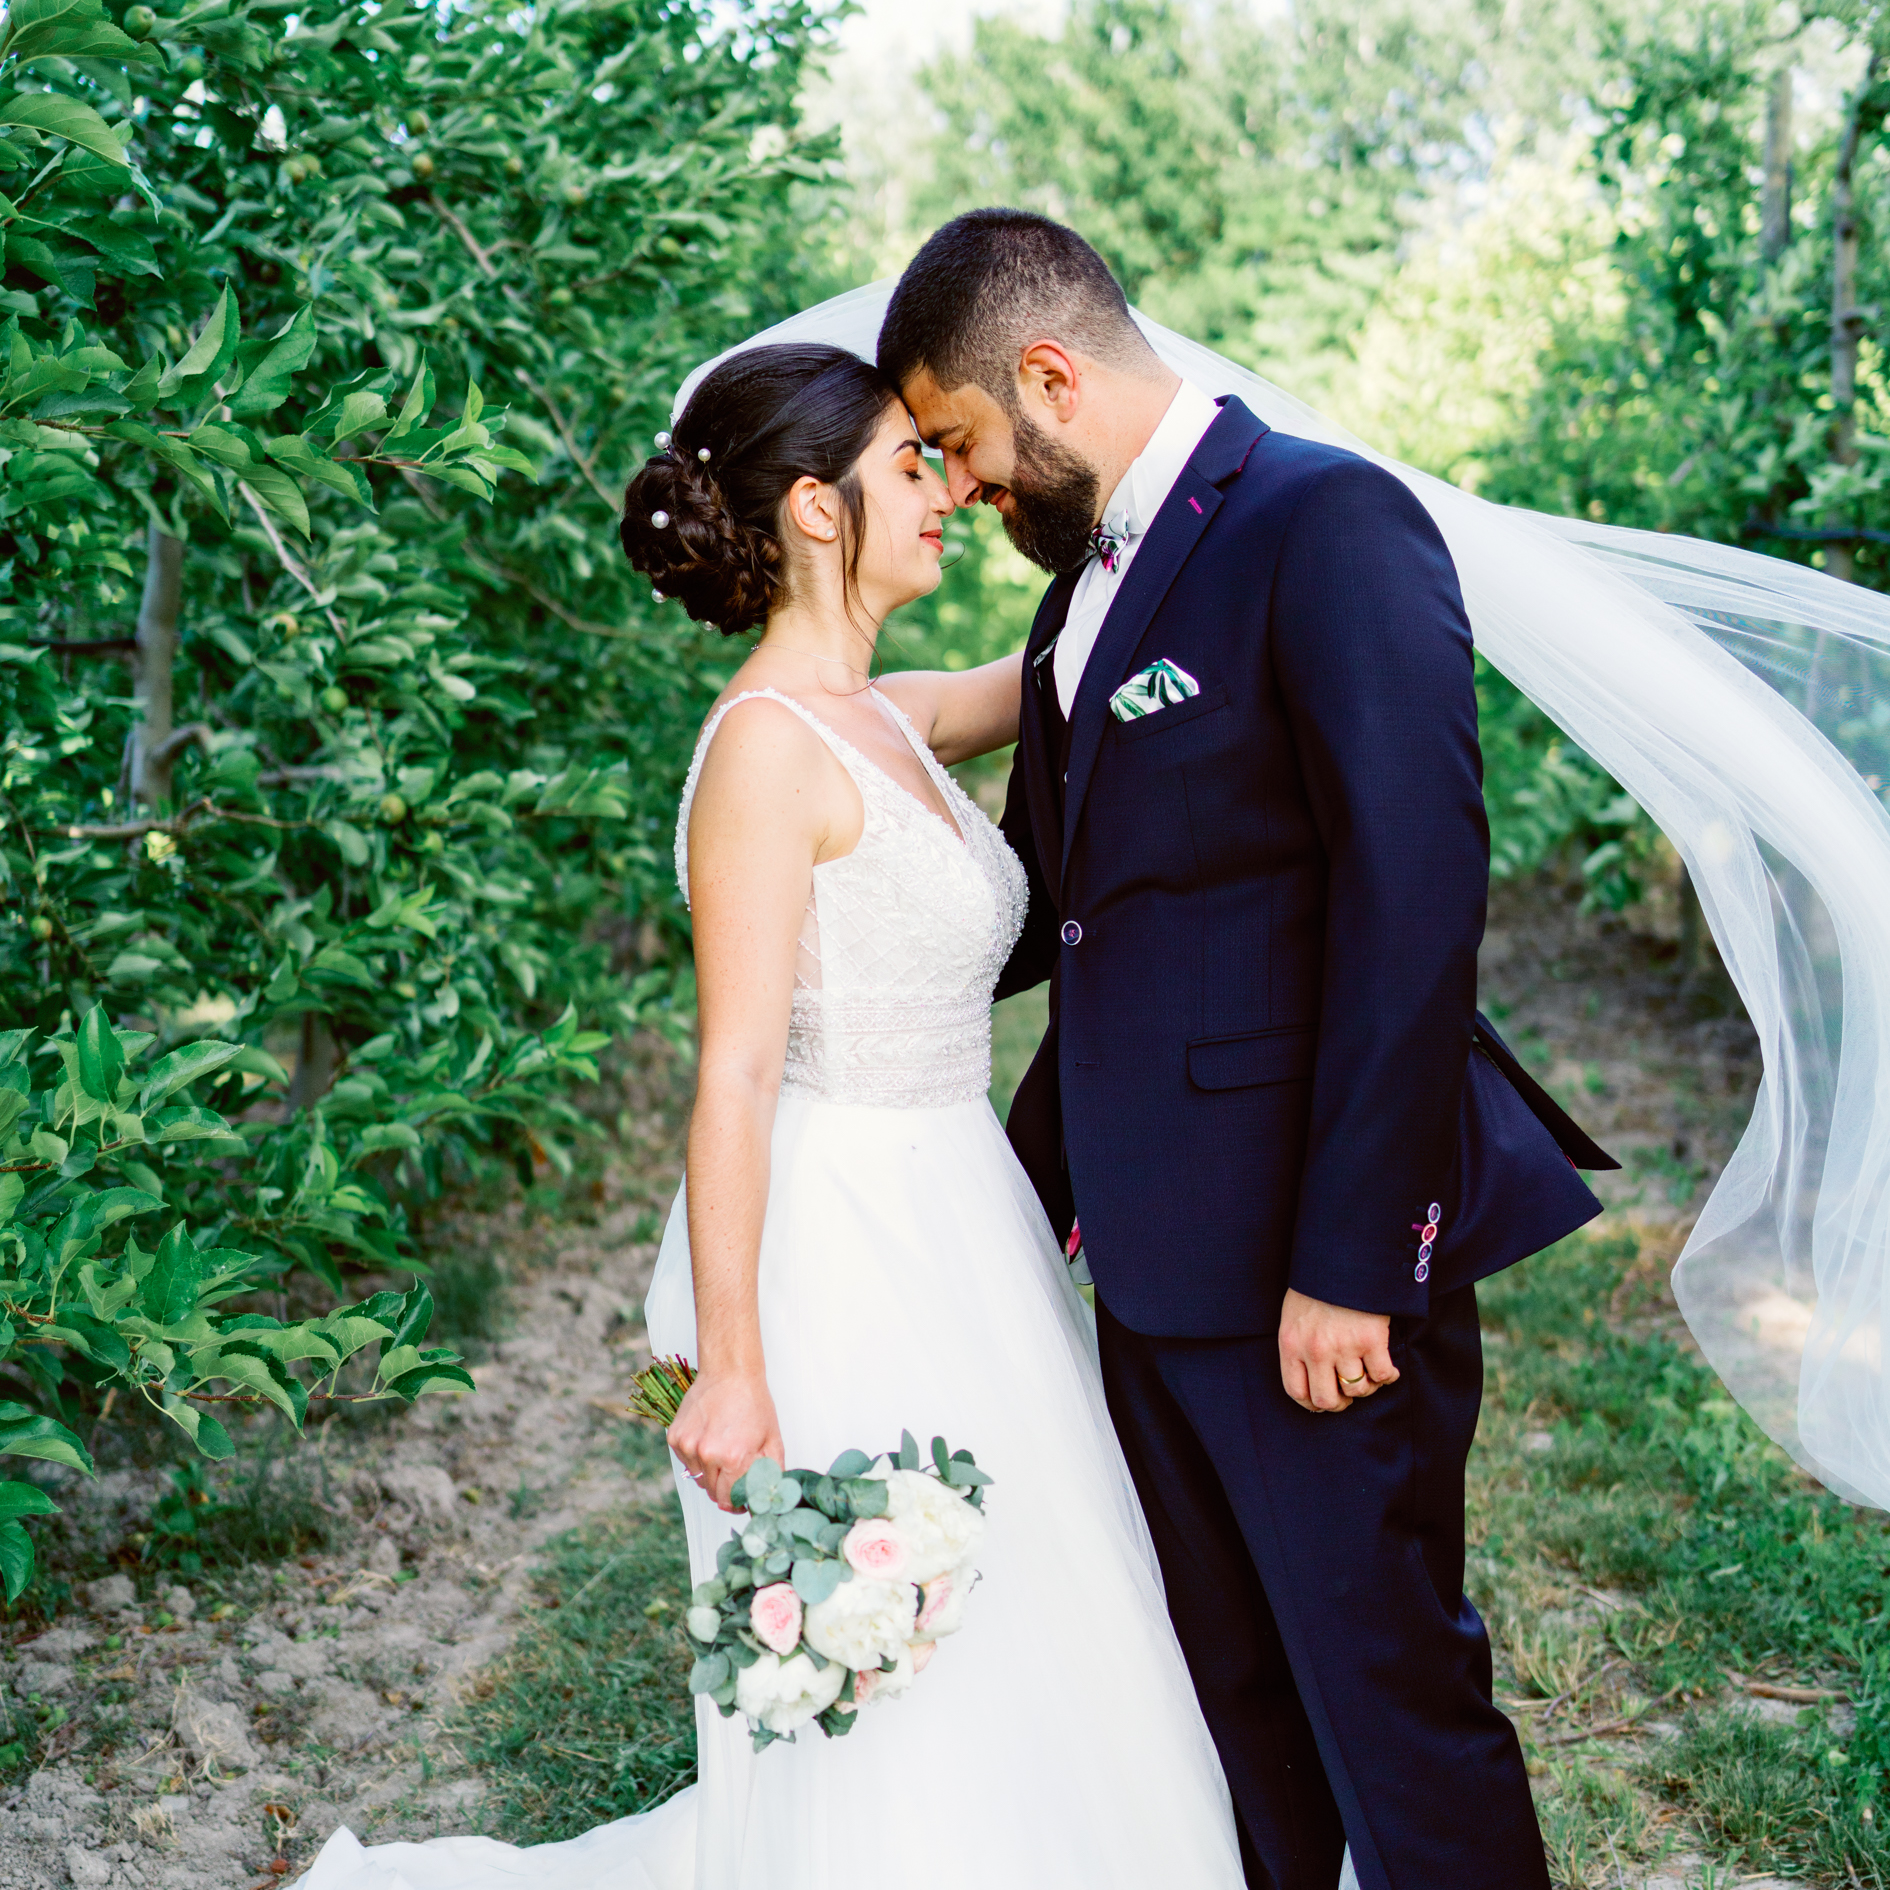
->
[[996, 396, 1612, 1336]]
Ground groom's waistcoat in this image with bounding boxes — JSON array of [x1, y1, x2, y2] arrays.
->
[[997, 397, 1607, 1336]]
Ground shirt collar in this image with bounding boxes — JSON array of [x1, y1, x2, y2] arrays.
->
[[1097, 379, 1221, 545]]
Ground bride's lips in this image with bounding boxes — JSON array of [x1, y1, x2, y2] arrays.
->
[[921, 528, 944, 552]]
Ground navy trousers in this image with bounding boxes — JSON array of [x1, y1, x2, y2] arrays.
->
[[1095, 1287, 1548, 1890]]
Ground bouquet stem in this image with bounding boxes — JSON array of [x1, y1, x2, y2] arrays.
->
[[627, 1355, 696, 1428]]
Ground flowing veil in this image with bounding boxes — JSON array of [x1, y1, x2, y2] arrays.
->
[[675, 282, 1890, 1512]]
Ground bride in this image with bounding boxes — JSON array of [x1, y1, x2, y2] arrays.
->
[[300, 340, 1250, 1887]]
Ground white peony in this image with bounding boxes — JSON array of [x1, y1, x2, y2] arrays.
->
[[854, 1640, 917, 1706], [733, 1650, 845, 1736], [878, 1469, 986, 1584], [685, 1606, 722, 1644], [913, 1556, 979, 1639], [803, 1574, 918, 1671]]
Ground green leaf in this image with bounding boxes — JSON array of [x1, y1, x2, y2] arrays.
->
[[156, 283, 238, 400], [139, 1039, 241, 1113], [827, 1447, 872, 1479], [237, 464, 310, 536], [332, 388, 388, 442], [160, 1397, 235, 1461], [897, 1429, 920, 1471], [382, 353, 434, 441], [227, 305, 315, 417], [355, 1122, 420, 1153], [0, 91, 128, 166], [0, 1519, 33, 1602], [0, 1402, 94, 1476], [140, 1222, 199, 1327], [0, 1482, 59, 1522], [3, 0, 143, 63], [76, 1004, 123, 1103], [385, 1361, 476, 1402], [733, 1456, 780, 1511], [791, 1556, 845, 1605], [314, 1313, 394, 1362], [263, 433, 372, 507], [0, 1175, 23, 1226], [391, 1281, 434, 1351]]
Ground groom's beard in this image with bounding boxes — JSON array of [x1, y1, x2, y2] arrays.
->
[[998, 412, 1101, 575]]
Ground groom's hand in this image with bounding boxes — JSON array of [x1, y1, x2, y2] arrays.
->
[[1278, 1289, 1398, 1413]]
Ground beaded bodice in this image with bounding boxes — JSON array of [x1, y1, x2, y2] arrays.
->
[[676, 687, 1028, 1109]]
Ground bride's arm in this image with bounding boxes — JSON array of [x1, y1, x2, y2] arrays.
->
[[668, 700, 846, 1511], [877, 650, 1023, 764]]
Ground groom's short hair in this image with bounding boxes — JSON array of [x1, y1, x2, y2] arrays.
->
[[878, 208, 1158, 409]]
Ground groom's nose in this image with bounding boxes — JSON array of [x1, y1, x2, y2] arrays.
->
[[938, 450, 979, 505]]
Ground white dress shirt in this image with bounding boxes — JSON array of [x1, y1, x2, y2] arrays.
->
[[1053, 378, 1221, 717]]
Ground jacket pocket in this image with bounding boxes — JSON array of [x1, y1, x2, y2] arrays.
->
[[1186, 1025, 1316, 1091], [1112, 680, 1230, 744]]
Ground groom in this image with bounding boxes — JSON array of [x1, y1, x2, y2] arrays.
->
[[880, 210, 1615, 1890]]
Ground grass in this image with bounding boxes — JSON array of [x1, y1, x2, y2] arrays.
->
[[1472, 1233, 1890, 1885], [457, 1499, 698, 1844]]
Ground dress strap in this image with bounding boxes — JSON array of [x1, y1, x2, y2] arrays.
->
[[673, 687, 872, 905]]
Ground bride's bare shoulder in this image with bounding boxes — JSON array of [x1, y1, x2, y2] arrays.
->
[[690, 690, 853, 841]]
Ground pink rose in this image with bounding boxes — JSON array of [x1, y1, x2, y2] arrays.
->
[[843, 1517, 910, 1581], [851, 1664, 880, 1706], [915, 1570, 954, 1633], [910, 1639, 936, 1674], [749, 1582, 804, 1656]]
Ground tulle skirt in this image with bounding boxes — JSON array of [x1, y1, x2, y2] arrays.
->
[[300, 1093, 1244, 1889]]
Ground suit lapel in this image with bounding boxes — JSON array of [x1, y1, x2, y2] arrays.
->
[[1059, 398, 1270, 889], [1019, 570, 1079, 898]]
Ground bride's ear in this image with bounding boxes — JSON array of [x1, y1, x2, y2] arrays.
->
[[783, 474, 840, 547]]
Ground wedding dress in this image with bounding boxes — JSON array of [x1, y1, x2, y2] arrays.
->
[[298, 685, 1247, 1889]]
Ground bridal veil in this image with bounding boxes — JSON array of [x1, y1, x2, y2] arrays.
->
[[676, 281, 1890, 1512]]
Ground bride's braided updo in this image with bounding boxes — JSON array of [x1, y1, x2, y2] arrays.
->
[[620, 344, 900, 636]]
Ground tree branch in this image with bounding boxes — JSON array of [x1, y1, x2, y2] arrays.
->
[[238, 486, 348, 638], [514, 368, 618, 511], [429, 191, 497, 278], [48, 796, 314, 840], [28, 637, 138, 655]]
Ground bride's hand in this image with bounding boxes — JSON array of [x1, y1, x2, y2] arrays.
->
[[667, 1369, 785, 1513]]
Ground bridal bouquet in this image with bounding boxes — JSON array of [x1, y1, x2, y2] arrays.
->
[[627, 1365, 993, 1752]]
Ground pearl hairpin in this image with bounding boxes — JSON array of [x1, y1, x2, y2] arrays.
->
[[651, 510, 670, 528], [697, 447, 711, 462], [654, 430, 671, 450], [652, 588, 665, 601]]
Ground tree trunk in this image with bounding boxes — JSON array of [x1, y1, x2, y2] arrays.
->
[[286, 1012, 337, 1115], [130, 525, 184, 808], [1761, 65, 1793, 262], [1824, 57, 1877, 589]]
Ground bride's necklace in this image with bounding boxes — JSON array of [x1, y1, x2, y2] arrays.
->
[[754, 639, 879, 686]]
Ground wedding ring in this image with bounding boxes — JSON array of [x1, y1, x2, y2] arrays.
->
[[1338, 1370, 1367, 1386]]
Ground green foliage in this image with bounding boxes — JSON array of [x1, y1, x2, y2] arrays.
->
[[0, 1011, 474, 1597], [457, 1502, 696, 1843], [0, 0, 841, 1590]]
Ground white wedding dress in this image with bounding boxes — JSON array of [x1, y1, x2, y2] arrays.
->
[[300, 686, 1246, 1889]]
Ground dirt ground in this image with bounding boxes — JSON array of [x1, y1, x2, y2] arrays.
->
[[0, 872, 1764, 1890]]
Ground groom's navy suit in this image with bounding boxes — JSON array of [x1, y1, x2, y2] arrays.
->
[[995, 397, 1611, 1890]]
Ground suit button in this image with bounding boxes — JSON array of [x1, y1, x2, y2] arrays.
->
[[1060, 920, 1083, 946]]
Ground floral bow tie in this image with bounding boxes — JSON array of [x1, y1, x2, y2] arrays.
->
[[1087, 522, 1126, 574]]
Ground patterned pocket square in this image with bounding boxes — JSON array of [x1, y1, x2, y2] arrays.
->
[[1110, 658, 1201, 721]]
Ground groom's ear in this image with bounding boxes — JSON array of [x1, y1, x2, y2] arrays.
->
[[1017, 340, 1082, 426]]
